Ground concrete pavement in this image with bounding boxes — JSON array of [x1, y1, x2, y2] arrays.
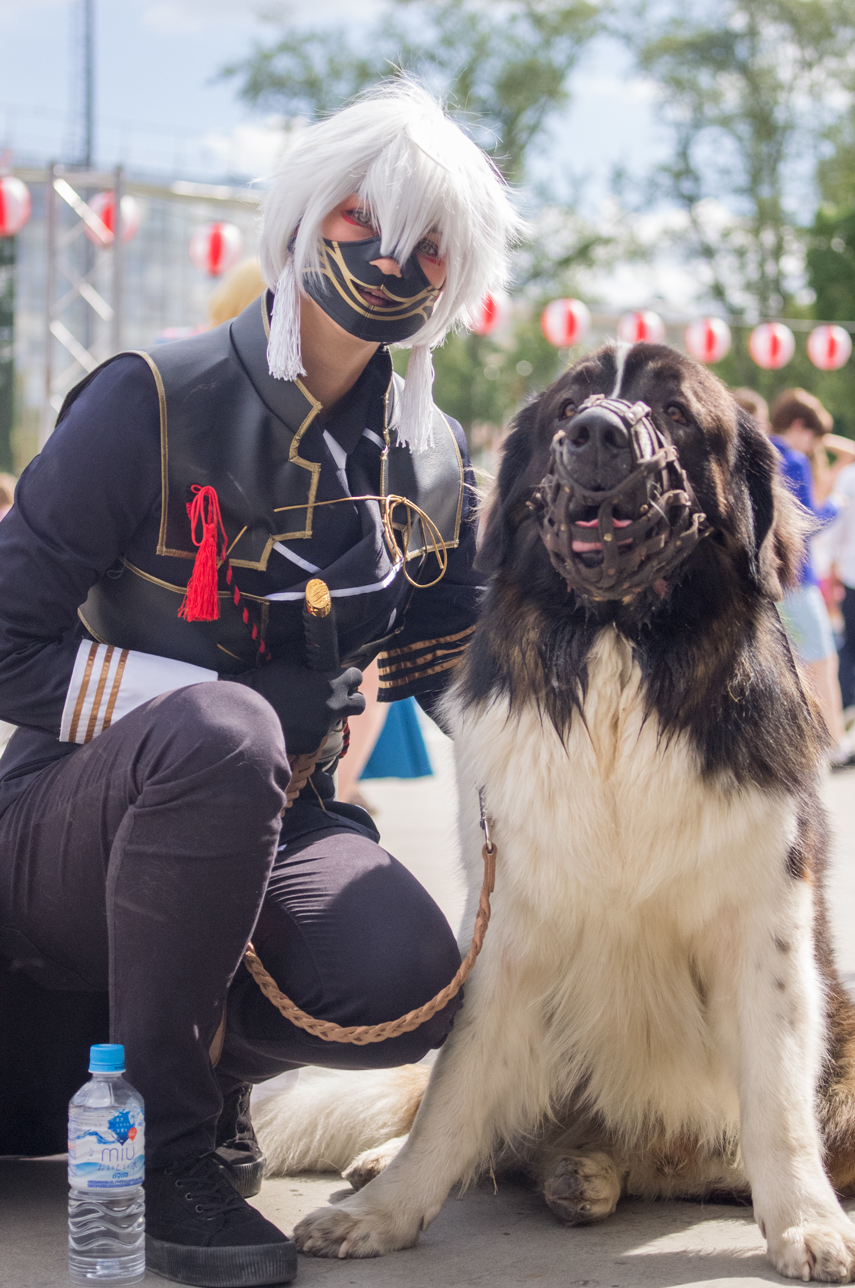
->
[[3, 717, 855, 1287]]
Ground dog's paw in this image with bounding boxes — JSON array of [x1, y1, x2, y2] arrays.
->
[[343, 1134, 408, 1190], [767, 1216, 855, 1283], [541, 1150, 621, 1226], [294, 1200, 421, 1259]]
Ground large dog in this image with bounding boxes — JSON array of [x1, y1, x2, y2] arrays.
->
[[258, 343, 855, 1282]]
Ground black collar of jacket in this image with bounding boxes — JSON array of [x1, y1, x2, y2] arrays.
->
[[229, 292, 395, 450]]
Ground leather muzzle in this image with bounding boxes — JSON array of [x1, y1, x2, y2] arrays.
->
[[530, 395, 710, 602]]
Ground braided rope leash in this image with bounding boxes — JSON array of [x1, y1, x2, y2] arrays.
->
[[244, 813, 497, 1046]]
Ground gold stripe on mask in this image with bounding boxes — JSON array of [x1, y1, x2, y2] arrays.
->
[[313, 241, 439, 323]]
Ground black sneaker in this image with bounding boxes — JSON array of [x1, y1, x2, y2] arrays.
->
[[214, 1083, 265, 1198], [145, 1151, 296, 1286]]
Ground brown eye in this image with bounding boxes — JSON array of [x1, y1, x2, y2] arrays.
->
[[343, 207, 378, 234], [415, 236, 443, 264], [559, 400, 576, 419], [665, 403, 689, 426]]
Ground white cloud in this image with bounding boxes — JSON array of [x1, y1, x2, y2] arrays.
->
[[0, 0, 67, 28], [573, 73, 660, 104], [586, 259, 707, 315], [140, 0, 386, 34], [140, 0, 262, 35], [199, 116, 306, 180]]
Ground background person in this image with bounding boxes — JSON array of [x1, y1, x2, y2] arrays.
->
[[731, 387, 770, 432], [207, 257, 267, 329], [761, 382, 855, 503], [825, 461, 855, 716], [769, 388, 855, 769]]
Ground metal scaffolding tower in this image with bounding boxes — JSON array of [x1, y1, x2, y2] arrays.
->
[[40, 163, 124, 445], [11, 163, 261, 452]]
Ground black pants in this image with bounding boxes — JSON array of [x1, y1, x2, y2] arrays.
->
[[839, 583, 855, 710], [0, 684, 461, 1166]]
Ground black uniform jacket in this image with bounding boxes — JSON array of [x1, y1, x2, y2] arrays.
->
[[0, 295, 482, 837]]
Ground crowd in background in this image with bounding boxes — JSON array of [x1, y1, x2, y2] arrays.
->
[[734, 386, 855, 769]]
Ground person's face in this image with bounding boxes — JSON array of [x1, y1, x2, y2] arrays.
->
[[320, 194, 447, 297], [782, 420, 817, 457]]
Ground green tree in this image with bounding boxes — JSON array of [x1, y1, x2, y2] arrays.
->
[[806, 206, 855, 323], [806, 109, 855, 324], [223, 1, 600, 181], [631, 0, 855, 319], [802, 109, 855, 434]]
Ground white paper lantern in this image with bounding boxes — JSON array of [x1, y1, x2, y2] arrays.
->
[[189, 222, 244, 277], [0, 175, 32, 237], [469, 291, 511, 336], [541, 298, 591, 348], [807, 324, 852, 371], [83, 192, 142, 248], [617, 310, 666, 345], [684, 317, 731, 364], [748, 322, 795, 370]]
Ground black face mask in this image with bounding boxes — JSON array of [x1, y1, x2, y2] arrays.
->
[[302, 235, 441, 343]]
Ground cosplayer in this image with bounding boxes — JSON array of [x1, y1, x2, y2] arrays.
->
[[0, 81, 518, 1287]]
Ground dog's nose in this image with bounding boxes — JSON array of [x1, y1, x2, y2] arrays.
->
[[555, 406, 633, 490]]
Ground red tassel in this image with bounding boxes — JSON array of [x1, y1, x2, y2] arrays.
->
[[179, 485, 226, 622]]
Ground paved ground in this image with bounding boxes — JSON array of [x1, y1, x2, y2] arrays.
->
[[3, 718, 855, 1287]]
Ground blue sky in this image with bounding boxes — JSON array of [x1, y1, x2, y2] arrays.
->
[[0, 0, 665, 196]]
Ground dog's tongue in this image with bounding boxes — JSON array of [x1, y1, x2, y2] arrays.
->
[[572, 517, 632, 553]]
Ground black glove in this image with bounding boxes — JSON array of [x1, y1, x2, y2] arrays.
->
[[227, 661, 365, 754]]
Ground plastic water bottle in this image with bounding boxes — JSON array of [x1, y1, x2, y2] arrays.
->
[[68, 1043, 145, 1285]]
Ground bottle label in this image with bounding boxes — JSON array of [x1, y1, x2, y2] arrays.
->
[[68, 1106, 145, 1189]]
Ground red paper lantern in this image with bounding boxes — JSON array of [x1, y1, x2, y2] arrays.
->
[[470, 291, 510, 336], [749, 322, 795, 370], [684, 317, 731, 364], [0, 175, 32, 237], [189, 222, 244, 278], [541, 298, 591, 348], [83, 192, 142, 248], [807, 324, 852, 372], [617, 310, 666, 345]]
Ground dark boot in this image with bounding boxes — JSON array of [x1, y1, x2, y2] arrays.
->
[[144, 1151, 296, 1286], [214, 1082, 266, 1198]]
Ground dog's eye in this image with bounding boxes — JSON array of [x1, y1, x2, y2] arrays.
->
[[559, 400, 577, 420], [665, 403, 689, 426]]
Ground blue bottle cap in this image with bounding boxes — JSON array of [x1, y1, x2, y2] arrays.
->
[[88, 1043, 125, 1073]]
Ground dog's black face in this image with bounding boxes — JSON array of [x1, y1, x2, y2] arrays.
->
[[478, 343, 804, 622], [463, 343, 823, 792]]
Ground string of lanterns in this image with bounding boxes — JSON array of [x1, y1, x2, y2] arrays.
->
[[473, 291, 855, 373], [0, 176, 245, 281], [0, 175, 32, 236], [83, 192, 142, 247], [470, 289, 511, 336], [189, 221, 244, 277]]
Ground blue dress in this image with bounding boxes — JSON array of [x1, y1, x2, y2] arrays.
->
[[361, 698, 433, 779]]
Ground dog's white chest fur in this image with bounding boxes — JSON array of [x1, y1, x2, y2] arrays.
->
[[449, 626, 799, 1146]]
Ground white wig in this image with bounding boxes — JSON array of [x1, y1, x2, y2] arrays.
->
[[260, 78, 522, 450]]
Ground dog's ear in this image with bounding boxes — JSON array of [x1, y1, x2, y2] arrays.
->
[[474, 399, 542, 578], [737, 407, 811, 599]]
